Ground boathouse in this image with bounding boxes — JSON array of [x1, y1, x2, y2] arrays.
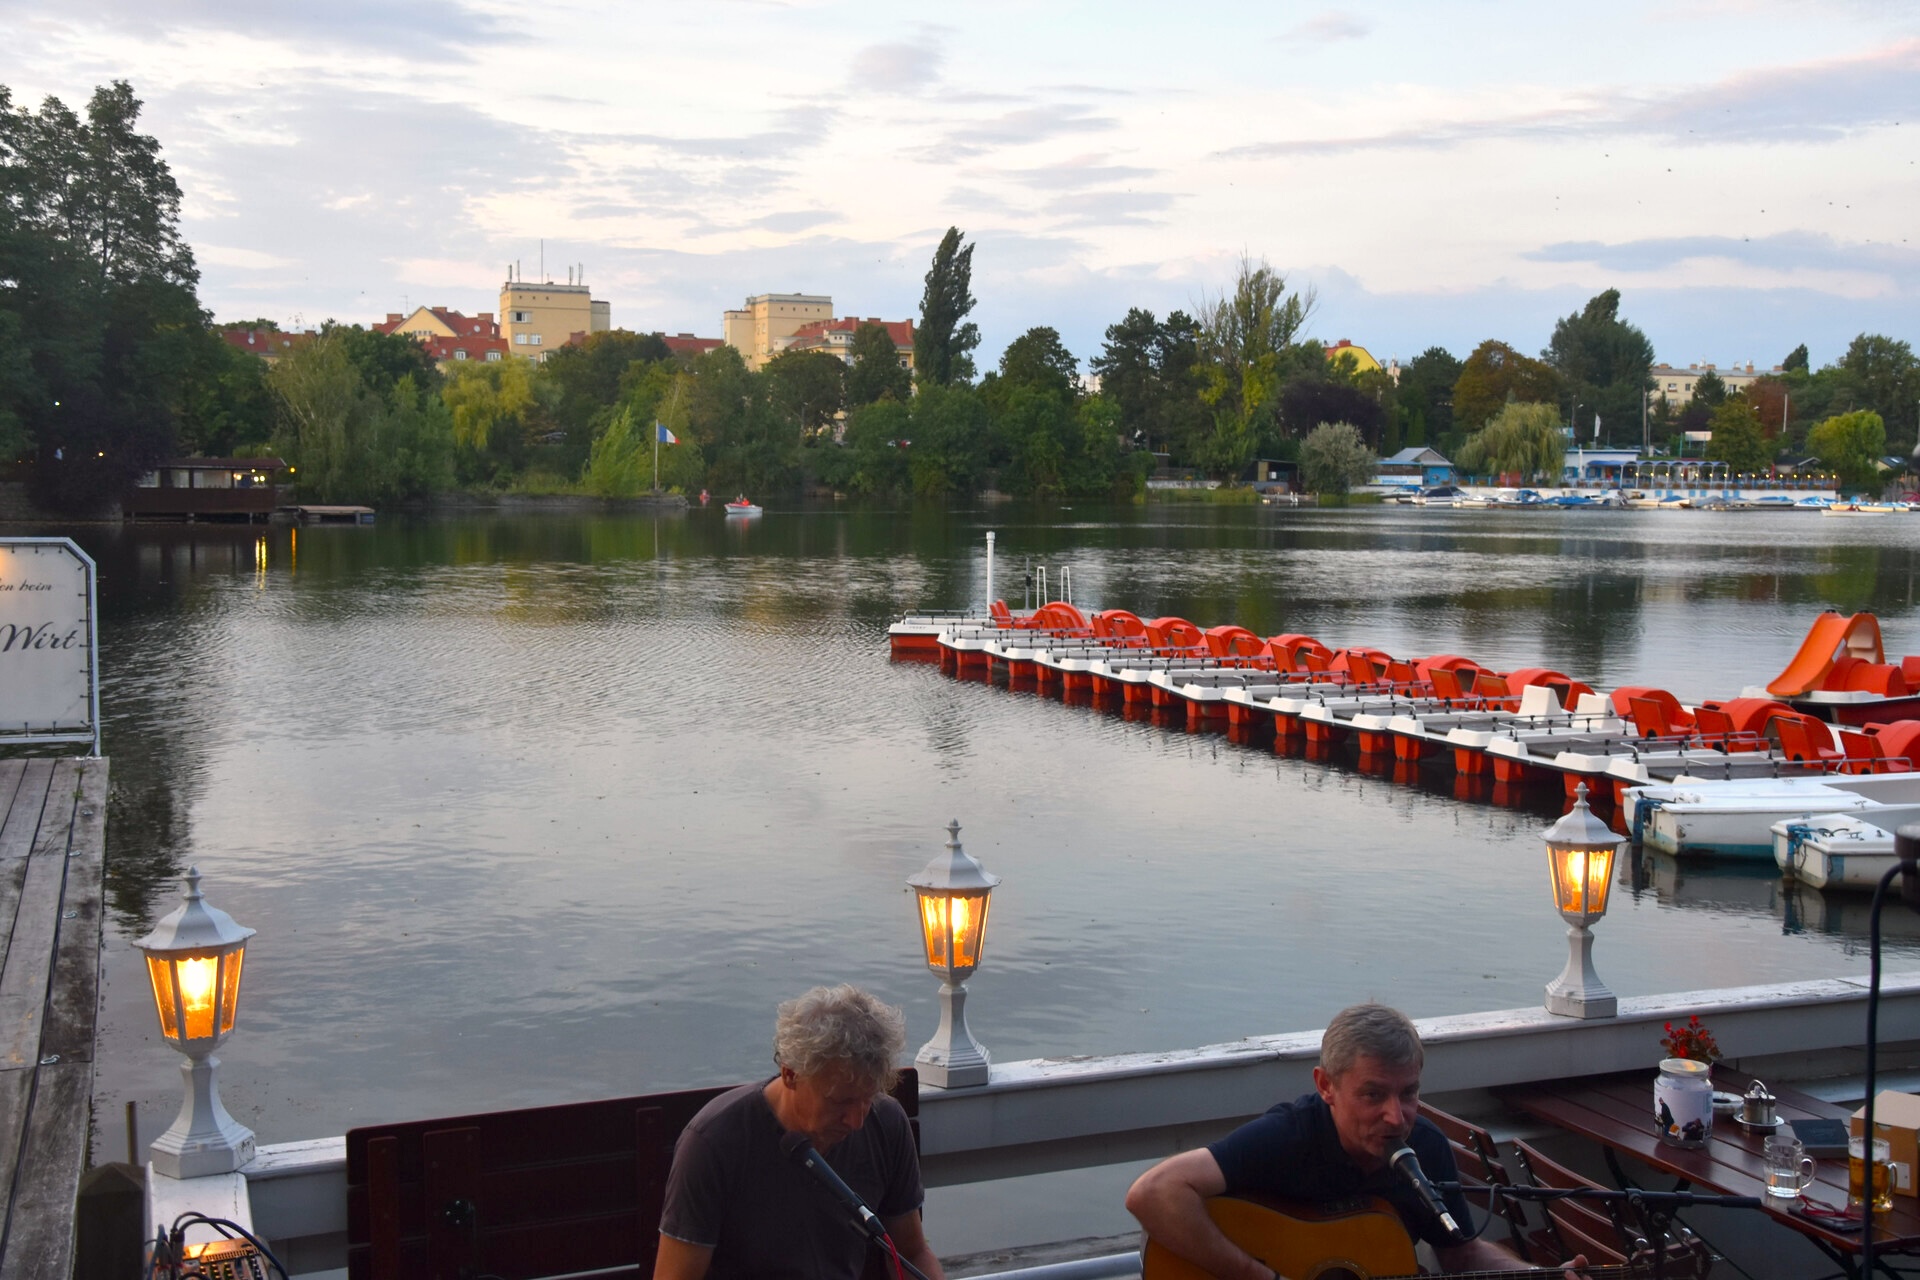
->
[[1375, 446, 1454, 491], [125, 457, 284, 523]]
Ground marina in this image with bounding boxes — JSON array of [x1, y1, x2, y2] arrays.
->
[[40, 503, 1920, 1267]]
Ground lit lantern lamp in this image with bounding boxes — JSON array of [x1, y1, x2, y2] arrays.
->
[[907, 820, 1001, 1087], [135, 867, 257, 1177], [1543, 784, 1621, 1019]]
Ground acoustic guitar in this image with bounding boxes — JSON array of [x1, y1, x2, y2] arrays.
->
[[1141, 1194, 1711, 1280]]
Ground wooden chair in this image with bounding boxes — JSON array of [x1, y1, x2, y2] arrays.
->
[[1419, 1103, 1536, 1262], [346, 1071, 918, 1280], [1510, 1138, 1633, 1266]]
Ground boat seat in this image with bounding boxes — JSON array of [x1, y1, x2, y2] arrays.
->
[[1770, 715, 1842, 764], [1902, 656, 1920, 688], [1690, 706, 1766, 752], [1611, 686, 1693, 732], [1870, 721, 1920, 772], [1572, 692, 1611, 717], [1842, 729, 1916, 774], [1516, 684, 1563, 719]]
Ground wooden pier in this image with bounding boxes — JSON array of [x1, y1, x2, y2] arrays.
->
[[0, 757, 107, 1279]]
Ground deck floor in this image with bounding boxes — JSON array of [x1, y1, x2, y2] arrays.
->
[[0, 756, 107, 1279]]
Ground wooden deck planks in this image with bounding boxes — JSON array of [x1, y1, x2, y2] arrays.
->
[[0, 756, 108, 1280]]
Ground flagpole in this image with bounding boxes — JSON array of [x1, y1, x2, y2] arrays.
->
[[653, 423, 660, 493]]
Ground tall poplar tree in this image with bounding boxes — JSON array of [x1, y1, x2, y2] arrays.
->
[[914, 227, 980, 387]]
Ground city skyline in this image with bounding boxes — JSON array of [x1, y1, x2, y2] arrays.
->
[[4, 1, 1915, 371]]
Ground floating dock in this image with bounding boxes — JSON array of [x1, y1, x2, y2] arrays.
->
[[891, 606, 1920, 838]]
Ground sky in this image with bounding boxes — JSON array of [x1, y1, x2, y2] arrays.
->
[[3, 1, 1916, 373]]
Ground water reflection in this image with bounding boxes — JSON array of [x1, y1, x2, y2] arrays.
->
[[45, 504, 1920, 1173]]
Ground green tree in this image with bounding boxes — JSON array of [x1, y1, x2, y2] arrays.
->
[[1, 80, 220, 508], [914, 227, 980, 386], [1396, 346, 1461, 448], [1452, 340, 1560, 431], [846, 321, 910, 406], [1454, 402, 1565, 481], [1196, 255, 1317, 470], [1838, 333, 1919, 450], [1784, 344, 1810, 374], [442, 359, 536, 485], [1808, 409, 1888, 494], [1299, 422, 1375, 498], [907, 383, 989, 498], [1691, 370, 1727, 409], [1089, 308, 1207, 463], [1542, 289, 1654, 448], [839, 398, 913, 495], [765, 348, 846, 437], [268, 333, 453, 503], [994, 326, 1079, 400], [541, 330, 672, 439], [1704, 400, 1772, 474], [582, 406, 649, 496]]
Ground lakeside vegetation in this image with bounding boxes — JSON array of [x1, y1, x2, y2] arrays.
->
[[5, 80, 1918, 513]]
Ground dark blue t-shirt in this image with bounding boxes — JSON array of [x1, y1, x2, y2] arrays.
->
[[1207, 1093, 1473, 1250]]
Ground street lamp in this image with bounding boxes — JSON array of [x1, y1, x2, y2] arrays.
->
[[1543, 784, 1620, 1019], [135, 867, 257, 1176], [907, 820, 1000, 1087]]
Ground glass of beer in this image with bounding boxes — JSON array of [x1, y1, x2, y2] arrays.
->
[[1849, 1135, 1893, 1213]]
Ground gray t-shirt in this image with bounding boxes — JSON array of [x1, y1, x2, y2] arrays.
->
[[659, 1079, 924, 1278]]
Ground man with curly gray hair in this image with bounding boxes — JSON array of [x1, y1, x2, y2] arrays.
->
[[656, 985, 945, 1280]]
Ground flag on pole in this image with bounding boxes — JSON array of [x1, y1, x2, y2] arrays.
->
[[656, 423, 679, 444]]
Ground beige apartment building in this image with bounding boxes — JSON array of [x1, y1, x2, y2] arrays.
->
[[500, 278, 610, 363], [721, 293, 833, 370], [1650, 361, 1784, 405]]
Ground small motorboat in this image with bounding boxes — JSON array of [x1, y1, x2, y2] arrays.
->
[[724, 496, 763, 517]]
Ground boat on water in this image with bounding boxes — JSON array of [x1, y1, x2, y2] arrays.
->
[[1752, 610, 1920, 726], [724, 499, 763, 516], [1772, 802, 1920, 890]]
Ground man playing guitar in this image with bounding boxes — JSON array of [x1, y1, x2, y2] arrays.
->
[[1126, 1003, 1589, 1279]]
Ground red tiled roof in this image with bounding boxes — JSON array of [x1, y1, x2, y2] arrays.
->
[[375, 308, 499, 338], [662, 333, 724, 356], [789, 317, 913, 346], [218, 327, 317, 356], [423, 333, 509, 364]]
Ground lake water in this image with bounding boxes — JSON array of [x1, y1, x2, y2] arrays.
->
[[54, 502, 1920, 1252]]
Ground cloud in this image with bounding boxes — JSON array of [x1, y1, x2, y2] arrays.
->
[[1276, 13, 1371, 44], [747, 210, 841, 233], [1223, 38, 1920, 157], [940, 104, 1118, 157], [46, 0, 511, 62], [848, 39, 944, 94], [1044, 190, 1177, 228], [595, 104, 837, 161], [195, 244, 294, 270], [1000, 155, 1160, 192], [1529, 232, 1919, 276]]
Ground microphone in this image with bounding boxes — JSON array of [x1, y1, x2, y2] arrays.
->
[[779, 1131, 886, 1240], [1389, 1146, 1465, 1243]]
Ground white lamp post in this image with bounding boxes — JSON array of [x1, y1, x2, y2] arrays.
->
[[907, 820, 1000, 1087], [134, 867, 257, 1176], [1543, 784, 1621, 1019]]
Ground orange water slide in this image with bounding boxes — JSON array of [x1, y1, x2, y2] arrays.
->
[[1767, 611, 1886, 697]]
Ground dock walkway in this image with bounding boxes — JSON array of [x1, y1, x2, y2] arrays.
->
[[0, 757, 107, 1279]]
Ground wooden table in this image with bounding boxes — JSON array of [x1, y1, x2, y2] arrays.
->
[[1499, 1069, 1920, 1278]]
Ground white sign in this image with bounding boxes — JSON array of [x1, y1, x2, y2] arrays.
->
[[0, 538, 98, 748]]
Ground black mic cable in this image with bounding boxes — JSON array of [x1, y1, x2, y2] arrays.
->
[[1389, 1146, 1467, 1243], [779, 1132, 935, 1280]]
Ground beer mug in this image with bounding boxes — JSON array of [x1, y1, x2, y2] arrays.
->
[[1850, 1135, 1894, 1213], [1763, 1135, 1814, 1199]]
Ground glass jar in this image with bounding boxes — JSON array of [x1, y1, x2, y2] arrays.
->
[[1655, 1057, 1713, 1148]]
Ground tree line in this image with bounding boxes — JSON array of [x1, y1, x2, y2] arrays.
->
[[5, 80, 1916, 511]]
